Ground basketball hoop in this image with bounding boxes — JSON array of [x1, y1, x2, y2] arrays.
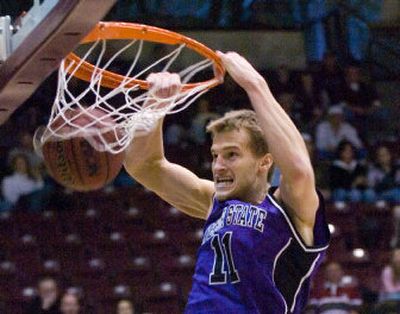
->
[[36, 22, 225, 154]]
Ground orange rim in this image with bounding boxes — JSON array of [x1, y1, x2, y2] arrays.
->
[[64, 22, 225, 91]]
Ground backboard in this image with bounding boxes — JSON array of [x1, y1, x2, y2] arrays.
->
[[0, 0, 117, 125]]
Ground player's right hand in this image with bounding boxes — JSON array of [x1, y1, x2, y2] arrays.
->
[[216, 51, 265, 91], [147, 72, 181, 99]]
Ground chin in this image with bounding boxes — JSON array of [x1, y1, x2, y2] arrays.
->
[[215, 194, 228, 201], [215, 190, 236, 201]]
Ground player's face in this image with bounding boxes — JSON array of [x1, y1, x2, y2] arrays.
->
[[211, 129, 268, 202]]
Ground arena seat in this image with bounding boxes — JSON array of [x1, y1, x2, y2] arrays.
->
[[139, 282, 182, 314], [117, 255, 157, 289]]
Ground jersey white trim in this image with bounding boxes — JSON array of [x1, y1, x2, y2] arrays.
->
[[272, 238, 291, 314], [267, 194, 329, 253], [290, 253, 321, 312]]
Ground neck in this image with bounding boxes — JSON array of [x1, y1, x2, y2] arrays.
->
[[245, 181, 269, 205]]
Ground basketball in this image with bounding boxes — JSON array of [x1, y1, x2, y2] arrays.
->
[[41, 108, 125, 191]]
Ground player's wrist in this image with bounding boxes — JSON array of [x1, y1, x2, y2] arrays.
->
[[243, 75, 268, 95]]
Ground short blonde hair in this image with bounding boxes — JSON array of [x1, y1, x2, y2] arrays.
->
[[206, 109, 268, 156]]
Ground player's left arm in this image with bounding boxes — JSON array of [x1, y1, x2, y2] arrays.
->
[[217, 52, 319, 245]]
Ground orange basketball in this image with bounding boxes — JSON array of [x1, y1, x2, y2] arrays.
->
[[41, 108, 125, 191]]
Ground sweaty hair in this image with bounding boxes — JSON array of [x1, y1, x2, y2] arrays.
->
[[206, 109, 268, 157]]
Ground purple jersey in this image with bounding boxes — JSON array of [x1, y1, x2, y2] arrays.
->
[[185, 187, 330, 314]]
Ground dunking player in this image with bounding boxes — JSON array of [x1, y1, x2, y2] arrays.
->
[[124, 52, 330, 313]]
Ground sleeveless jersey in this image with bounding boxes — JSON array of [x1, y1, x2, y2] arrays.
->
[[185, 187, 330, 314]]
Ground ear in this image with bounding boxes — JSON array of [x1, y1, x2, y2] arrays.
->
[[258, 153, 273, 173]]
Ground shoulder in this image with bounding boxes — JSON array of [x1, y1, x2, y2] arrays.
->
[[269, 187, 330, 250], [1, 174, 15, 184], [316, 121, 329, 130], [331, 160, 343, 168], [342, 122, 357, 130], [270, 186, 325, 215], [383, 265, 393, 276]]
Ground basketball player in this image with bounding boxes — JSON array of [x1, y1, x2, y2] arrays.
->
[[124, 51, 330, 313]]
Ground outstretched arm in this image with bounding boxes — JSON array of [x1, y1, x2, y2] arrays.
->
[[124, 72, 214, 219], [217, 52, 319, 244]]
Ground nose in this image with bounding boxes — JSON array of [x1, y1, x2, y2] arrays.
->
[[213, 155, 226, 173]]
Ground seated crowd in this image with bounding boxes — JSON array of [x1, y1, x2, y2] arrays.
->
[[23, 276, 136, 314]]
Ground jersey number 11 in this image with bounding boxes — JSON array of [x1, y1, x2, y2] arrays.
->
[[209, 231, 240, 284]]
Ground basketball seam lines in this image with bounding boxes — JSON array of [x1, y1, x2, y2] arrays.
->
[[70, 139, 84, 186], [43, 144, 57, 182]]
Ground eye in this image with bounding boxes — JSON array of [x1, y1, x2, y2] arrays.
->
[[211, 152, 217, 160], [227, 151, 238, 159]]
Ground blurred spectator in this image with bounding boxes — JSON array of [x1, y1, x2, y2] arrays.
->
[[214, 75, 248, 112], [1, 154, 44, 208], [367, 145, 400, 204], [315, 105, 364, 159], [329, 141, 375, 202], [294, 71, 324, 128], [190, 99, 219, 145], [307, 262, 362, 313], [165, 123, 186, 146], [7, 131, 43, 170], [341, 64, 384, 140], [210, 0, 245, 27], [270, 64, 295, 96], [60, 292, 80, 314], [292, 0, 328, 62], [380, 248, 400, 302], [270, 133, 330, 194], [117, 299, 135, 314], [343, 65, 381, 117], [276, 92, 301, 126], [345, 0, 382, 62], [25, 277, 61, 314], [303, 133, 330, 195], [316, 52, 345, 105]]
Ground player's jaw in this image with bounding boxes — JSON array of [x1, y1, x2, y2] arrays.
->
[[214, 173, 236, 199], [213, 165, 257, 201]]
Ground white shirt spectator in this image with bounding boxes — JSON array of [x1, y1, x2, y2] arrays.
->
[[315, 106, 363, 152], [2, 173, 44, 204]]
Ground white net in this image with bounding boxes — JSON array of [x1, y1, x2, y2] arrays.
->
[[35, 38, 219, 154]]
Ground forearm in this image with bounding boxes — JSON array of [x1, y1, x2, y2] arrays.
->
[[246, 79, 313, 180], [124, 119, 165, 173]]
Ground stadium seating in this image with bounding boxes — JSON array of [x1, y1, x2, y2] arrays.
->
[[1, 185, 398, 312]]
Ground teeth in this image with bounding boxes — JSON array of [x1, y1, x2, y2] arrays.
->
[[217, 178, 232, 183], [216, 179, 233, 188]]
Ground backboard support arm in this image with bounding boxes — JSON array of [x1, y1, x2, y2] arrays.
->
[[0, 0, 117, 125]]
